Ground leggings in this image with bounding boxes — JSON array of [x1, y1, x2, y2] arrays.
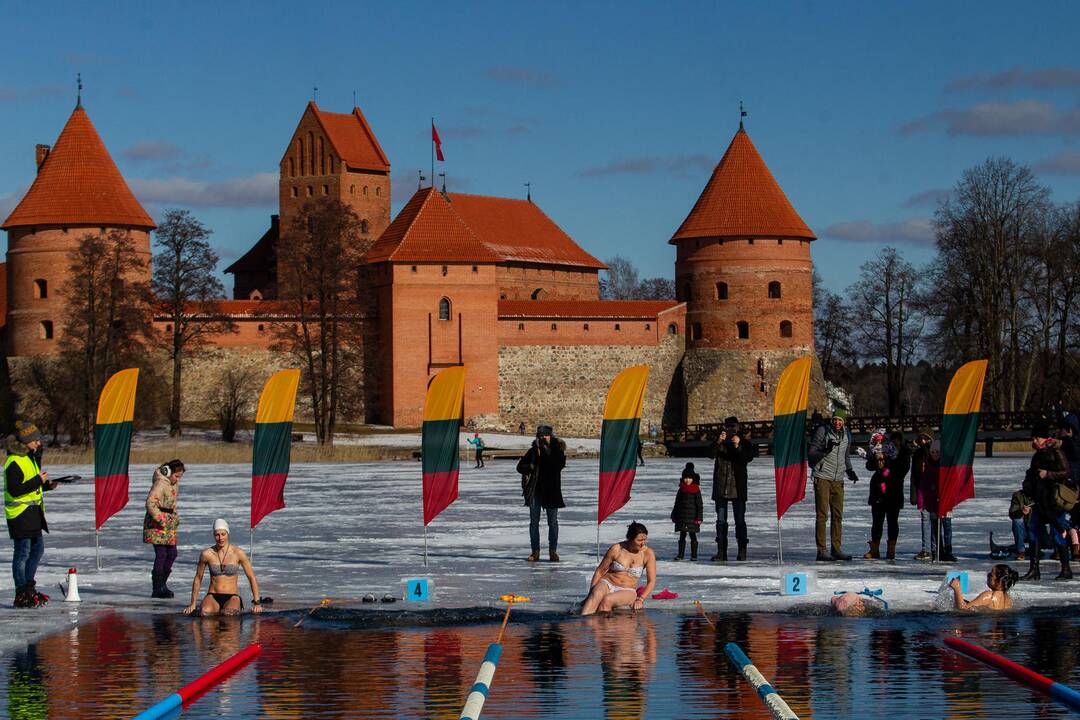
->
[[153, 544, 177, 574], [870, 505, 900, 543]]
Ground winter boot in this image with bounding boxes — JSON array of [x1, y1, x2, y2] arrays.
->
[[549, 550, 560, 563], [711, 538, 728, 562], [27, 581, 48, 606], [1056, 552, 1073, 580], [914, 549, 931, 561], [736, 541, 747, 562], [863, 541, 881, 560], [690, 537, 699, 561], [940, 545, 957, 563], [527, 551, 540, 562], [1072, 544, 1080, 561], [886, 540, 897, 560], [1021, 543, 1040, 581], [161, 569, 175, 598], [675, 535, 686, 561], [151, 571, 163, 598], [13, 585, 29, 609], [831, 548, 852, 561], [816, 550, 834, 562]]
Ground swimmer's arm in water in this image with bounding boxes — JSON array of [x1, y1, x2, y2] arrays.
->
[[950, 578, 994, 610], [634, 550, 658, 611], [183, 552, 208, 615], [590, 544, 619, 586], [237, 547, 262, 614]]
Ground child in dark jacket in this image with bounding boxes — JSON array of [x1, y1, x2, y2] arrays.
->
[[672, 463, 703, 561], [1008, 488, 1034, 560]]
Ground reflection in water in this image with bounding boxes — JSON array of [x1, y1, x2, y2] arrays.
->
[[3, 610, 1080, 718]]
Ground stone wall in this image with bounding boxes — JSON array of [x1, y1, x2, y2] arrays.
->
[[494, 334, 685, 437], [681, 347, 827, 425]]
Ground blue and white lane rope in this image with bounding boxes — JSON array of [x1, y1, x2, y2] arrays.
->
[[459, 643, 503, 720], [131, 693, 181, 720], [724, 642, 800, 720]]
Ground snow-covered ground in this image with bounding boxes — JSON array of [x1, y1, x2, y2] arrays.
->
[[0, 451, 1073, 655]]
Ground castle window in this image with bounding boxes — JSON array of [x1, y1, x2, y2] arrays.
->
[[518, 323, 525, 331], [39, 321, 53, 340], [780, 320, 793, 338], [411, 265, 417, 273], [360, 220, 369, 234], [321, 185, 329, 196], [472, 265, 478, 273], [291, 187, 298, 198], [318, 137, 325, 174], [768, 281, 781, 299], [530, 288, 543, 300], [551, 323, 557, 331], [615, 323, 621, 331], [328, 156, 335, 174], [439, 297, 451, 320], [165, 324, 173, 333], [442, 265, 448, 276], [737, 321, 750, 339], [364, 186, 368, 196], [289, 158, 296, 177], [350, 185, 355, 195], [297, 138, 304, 176], [307, 186, 313, 196], [258, 324, 265, 333], [778, 239, 784, 245], [500, 293, 507, 300], [308, 131, 315, 174], [376, 187, 381, 197], [667, 323, 678, 335], [716, 282, 728, 300], [690, 322, 702, 341], [645, 323, 651, 330], [584, 323, 590, 331], [748, 238, 755, 245], [33, 279, 47, 299]]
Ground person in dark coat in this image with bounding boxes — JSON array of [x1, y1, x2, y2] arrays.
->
[[5, 421, 57, 608], [908, 429, 934, 561], [517, 424, 567, 562], [863, 431, 911, 560], [1020, 420, 1073, 581], [671, 463, 703, 561], [709, 417, 758, 562]]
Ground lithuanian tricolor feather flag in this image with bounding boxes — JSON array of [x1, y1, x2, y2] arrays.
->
[[938, 359, 988, 518], [773, 357, 812, 520], [94, 368, 139, 529], [422, 366, 466, 526], [598, 365, 649, 525], [250, 368, 301, 529]]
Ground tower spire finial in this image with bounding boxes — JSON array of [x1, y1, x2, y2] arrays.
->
[[524, 181, 531, 203], [739, 100, 747, 130], [76, 72, 83, 109]]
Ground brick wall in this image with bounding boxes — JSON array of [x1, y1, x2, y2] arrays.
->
[[495, 264, 600, 301]]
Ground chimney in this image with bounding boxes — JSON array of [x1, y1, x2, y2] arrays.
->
[[35, 144, 51, 171], [270, 214, 280, 230]]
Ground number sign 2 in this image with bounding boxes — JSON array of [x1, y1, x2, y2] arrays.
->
[[781, 572, 808, 596]]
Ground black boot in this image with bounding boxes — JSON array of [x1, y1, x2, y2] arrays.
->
[[161, 569, 175, 598], [711, 536, 727, 562], [690, 536, 699, 561], [151, 571, 164, 598], [13, 584, 29, 609], [675, 534, 686, 561], [736, 541, 748, 561], [940, 544, 957, 563], [1056, 551, 1073, 581], [27, 580, 47, 606], [1021, 542, 1040, 581]]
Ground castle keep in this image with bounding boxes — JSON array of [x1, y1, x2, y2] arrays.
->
[[2, 100, 824, 433]]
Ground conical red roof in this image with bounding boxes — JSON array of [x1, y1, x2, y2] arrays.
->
[[2, 106, 155, 230], [670, 128, 814, 243]]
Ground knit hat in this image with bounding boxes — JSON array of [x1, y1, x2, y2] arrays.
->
[[833, 409, 849, 421], [14, 420, 42, 445], [681, 462, 696, 478], [213, 518, 230, 535], [536, 424, 553, 437], [1032, 419, 1053, 439], [724, 416, 740, 426]]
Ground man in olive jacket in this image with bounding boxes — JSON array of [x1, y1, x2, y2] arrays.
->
[[808, 410, 858, 562], [517, 425, 566, 562]]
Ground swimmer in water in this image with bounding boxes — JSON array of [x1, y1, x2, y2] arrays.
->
[[950, 563, 1018, 611], [581, 521, 657, 615], [183, 519, 263, 616]]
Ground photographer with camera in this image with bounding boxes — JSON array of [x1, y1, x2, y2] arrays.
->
[[517, 424, 567, 562], [808, 409, 859, 561], [709, 416, 758, 562], [5, 421, 57, 608], [144, 459, 185, 598]]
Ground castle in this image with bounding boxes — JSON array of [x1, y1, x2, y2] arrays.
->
[[2, 99, 824, 433]]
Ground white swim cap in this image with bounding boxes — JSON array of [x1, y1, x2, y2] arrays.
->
[[213, 518, 230, 534]]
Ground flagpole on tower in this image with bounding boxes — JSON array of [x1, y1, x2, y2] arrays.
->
[[431, 117, 435, 189]]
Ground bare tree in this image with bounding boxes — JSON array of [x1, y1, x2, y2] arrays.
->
[[599, 256, 640, 299], [212, 363, 258, 442], [61, 230, 153, 443], [20, 357, 75, 445], [270, 198, 371, 445], [814, 287, 851, 382], [152, 209, 236, 437], [636, 277, 675, 300], [847, 247, 924, 415]]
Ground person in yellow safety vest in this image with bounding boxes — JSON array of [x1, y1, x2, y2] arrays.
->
[[5, 421, 57, 608]]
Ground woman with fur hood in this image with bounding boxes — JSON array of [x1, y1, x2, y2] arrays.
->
[[144, 459, 186, 598]]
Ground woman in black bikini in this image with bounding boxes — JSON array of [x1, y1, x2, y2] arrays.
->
[[183, 519, 263, 616], [581, 522, 657, 615]]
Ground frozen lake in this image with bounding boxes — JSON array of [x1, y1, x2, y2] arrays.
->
[[0, 449, 1073, 655]]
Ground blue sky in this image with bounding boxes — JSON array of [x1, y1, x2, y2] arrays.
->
[[2, 2, 1079, 294]]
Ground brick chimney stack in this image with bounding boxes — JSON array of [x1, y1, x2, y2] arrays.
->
[[35, 144, 51, 171]]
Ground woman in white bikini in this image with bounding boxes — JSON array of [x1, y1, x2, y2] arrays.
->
[[581, 522, 657, 615], [183, 518, 263, 616]]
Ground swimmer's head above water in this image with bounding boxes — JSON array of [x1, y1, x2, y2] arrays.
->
[[626, 521, 648, 550], [213, 518, 230, 546], [988, 563, 1019, 592]]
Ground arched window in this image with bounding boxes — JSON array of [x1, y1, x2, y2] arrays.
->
[[318, 136, 325, 174], [289, 158, 296, 177], [768, 281, 782, 299], [690, 322, 702, 341], [375, 187, 381, 196], [360, 219, 369, 234], [780, 320, 793, 338], [517, 323, 525, 331], [307, 131, 315, 174], [349, 185, 355, 195], [363, 186, 368, 196], [438, 297, 451, 321], [328, 156, 335, 174], [716, 281, 728, 300], [33, 279, 47, 299], [667, 323, 678, 335], [551, 323, 557, 331], [584, 323, 590, 331], [321, 185, 329, 195], [615, 323, 621, 331], [307, 185, 314, 196], [737, 321, 750, 339], [257, 324, 265, 333], [296, 139, 304, 176], [291, 187, 298, 198], [39, 321, 53, 340], [530, 288, 544, 300]]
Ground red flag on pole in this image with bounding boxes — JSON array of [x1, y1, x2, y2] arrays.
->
[[432, 121, 444, 162]]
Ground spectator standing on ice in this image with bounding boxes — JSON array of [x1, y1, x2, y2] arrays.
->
[[5, 421, 56, 608], [1008, 485, 1034, 560], [1058, 421, 1080, 559], [671, 463, 702, 561], [1020, 420, 1073, 581], [709, 417, 758, 562], [908, 429, 934, 560], [518, 425, 566, 562], [921, 440, 956, 562], [144, 459, 185, 598], [808, 409, 857, 561], [467, 433, 485, 468], [863, 431, 911, 560]]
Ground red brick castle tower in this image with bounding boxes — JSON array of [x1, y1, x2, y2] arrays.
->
[[672, 123, 825, 423], [1, 99, 155, 356]]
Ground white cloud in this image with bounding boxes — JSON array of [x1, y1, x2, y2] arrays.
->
[[946, 66, 1080, 92], [823, 218, 936, 245], [901, 100, 1080, 136], [1034, 150, 1080, 175], [130, 173, 277, 208]]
